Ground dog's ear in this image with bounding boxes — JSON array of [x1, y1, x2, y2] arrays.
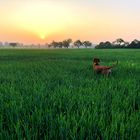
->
[[93, 58, 97, 62], [93, 58, 100, 62]]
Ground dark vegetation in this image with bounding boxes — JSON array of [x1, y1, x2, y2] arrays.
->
[[48, 39, 92, 48], [96, 38, 140, 49]]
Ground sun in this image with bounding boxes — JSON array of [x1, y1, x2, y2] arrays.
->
[[40, 35, 46, 40]]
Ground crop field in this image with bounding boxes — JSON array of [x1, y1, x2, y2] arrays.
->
[[0, 49, 140, 140]]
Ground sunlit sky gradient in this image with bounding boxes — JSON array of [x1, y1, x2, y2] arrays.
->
[[0, 0, 140, 44]]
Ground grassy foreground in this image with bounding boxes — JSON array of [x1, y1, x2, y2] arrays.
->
[[0, 49, 140, 140]]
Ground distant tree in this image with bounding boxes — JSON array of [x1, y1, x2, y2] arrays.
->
[[57, 42, 63, 48], [129, 39, 140, 48], [133, 39, 140, 44], [95, 39, 140, 49], [48, 44, 52, 48], [124, 42, 129, 47], [112, 38, 125, 47], [96, 42, 104, 48], [62, 39, 72, 48], [50, 41, 59, 48], [104, 41, 112, 48], [67, 39, 72, 44], [9, 43, 18, 47], [74, 40, 83, 48], [83, 41, 92, 48], [95, 41, 112, 49]]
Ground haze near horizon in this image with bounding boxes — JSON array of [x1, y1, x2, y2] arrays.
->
[[0, 0, 140, 44]]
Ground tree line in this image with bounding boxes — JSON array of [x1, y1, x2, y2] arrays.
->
[[95, 39, 140, 49], [48, 39, 92, 48]]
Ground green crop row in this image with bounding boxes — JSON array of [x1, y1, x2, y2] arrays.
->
[[0, 49, 140, 140]]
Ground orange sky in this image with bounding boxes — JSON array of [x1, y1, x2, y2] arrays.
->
[[0, 0, 140, 44]]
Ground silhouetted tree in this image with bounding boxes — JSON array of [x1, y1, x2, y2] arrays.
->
[[95, 41, 112, 49], [57, 42, 63, 48], [50, 41, 59, 48], [112, 38, 125, 47], [124, 42, 129, 47], [95, 39, 140, 49], [48, 44, 52, 48], [62, 39, 72, 48], [9, 43, 18, 47], [83, 41, 92, 48], [129, 39, 140, 48], [74, 40, 82, 48]]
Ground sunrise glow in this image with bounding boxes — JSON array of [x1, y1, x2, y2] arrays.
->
[[0, 0, 140, 44]]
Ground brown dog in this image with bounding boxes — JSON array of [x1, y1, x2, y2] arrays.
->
[[93, 58, 117, 76]]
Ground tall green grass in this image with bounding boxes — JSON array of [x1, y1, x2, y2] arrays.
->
[[0, 49, 140, 140]]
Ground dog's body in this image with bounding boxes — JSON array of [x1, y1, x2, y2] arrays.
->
[[93, 58, 117, 76]]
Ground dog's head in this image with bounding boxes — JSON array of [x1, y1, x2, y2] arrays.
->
[[93, 58, 100, 65]]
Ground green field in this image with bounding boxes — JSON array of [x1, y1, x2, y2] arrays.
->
[[0, 49, 140, 140]]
